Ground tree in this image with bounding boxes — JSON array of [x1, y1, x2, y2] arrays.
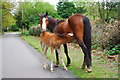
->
[[15, 1, 58, 30], [74, 1, 87, 14], [57, 0, 76, 19], [2, 2, 15, 30]]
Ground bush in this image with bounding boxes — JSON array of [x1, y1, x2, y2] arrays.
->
[[29, 27, 34, 35], [92, 21, 120, 49], [36, 27, 41, 36], [11, 24, 19, 31], [29, 25, 41, 36], [24, 30, 29, 36], [105, 44, 120, 55]]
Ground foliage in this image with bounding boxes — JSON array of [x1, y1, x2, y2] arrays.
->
[[23, 30, 29, 36], [2, 2, 15, 30], [105, 44, 120, 55], [85, 1, 118, 22], [10, 24, 19, 31], [57, 0, 76, 19], [29, 25, 41, 36], [92, 21, 120, 50], [103, 22, 120, 48], [74, 1, 87, 14], [57, 1, 119, 22], [15, 2, 58, 30]]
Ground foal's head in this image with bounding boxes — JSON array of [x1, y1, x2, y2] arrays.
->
[[39, 12, 49, 31]]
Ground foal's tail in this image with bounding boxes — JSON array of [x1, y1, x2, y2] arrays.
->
[[83, 16, 92, 66]]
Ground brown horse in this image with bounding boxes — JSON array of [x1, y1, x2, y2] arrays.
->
[[39, 12, 92, 72]]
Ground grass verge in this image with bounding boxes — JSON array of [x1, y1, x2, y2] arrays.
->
[[21, 35, 118, 78]]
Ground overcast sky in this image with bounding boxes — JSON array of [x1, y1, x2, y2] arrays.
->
[[44, 0, 59, 6]]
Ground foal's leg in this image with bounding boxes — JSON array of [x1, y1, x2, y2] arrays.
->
[[54, 50, 59, 67], [43, 47, 48, 69], [41, 43, 48, 69], [63, 44, 71, 67], [50, 47, 54, 72], [41, 43, 46, 69], [57, 48, 68, 70]]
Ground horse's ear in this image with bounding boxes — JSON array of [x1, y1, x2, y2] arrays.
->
[[46, 12, 48, 16]]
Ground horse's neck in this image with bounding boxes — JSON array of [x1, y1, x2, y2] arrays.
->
[[53, 20, 67, 34], [47, 17, 58, 32]]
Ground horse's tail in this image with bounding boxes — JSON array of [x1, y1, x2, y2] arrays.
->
[[83, 16, 92, 66]]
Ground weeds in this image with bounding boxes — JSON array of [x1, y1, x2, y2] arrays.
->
[[105, 44, 120, 55]]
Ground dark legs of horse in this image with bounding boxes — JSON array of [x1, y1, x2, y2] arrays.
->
[[82, 54, 91, 69], [55, 50, 59, 67], [63, 44, 71, 67], [55, 44, 71, 67], [81, 40, 92, 69], [78, 41, 92, 72]]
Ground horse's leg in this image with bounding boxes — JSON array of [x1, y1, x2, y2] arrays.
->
[[41, 43, 48, 69], [82, 40, 92, 70], [43, 46, 48, 69], [50, 47, 54, 72], [72, 33, 91, 72], [54, 50, 59, 67], [57, 48, 68, 70], [63, 44, 71, 67], [77, 40, 92, 72], [81, 54, 86, 69]]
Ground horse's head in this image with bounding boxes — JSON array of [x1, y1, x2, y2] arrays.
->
[[39, 12, 49, 31]]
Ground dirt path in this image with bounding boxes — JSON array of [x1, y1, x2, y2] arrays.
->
[[2, 32, 75, 78]]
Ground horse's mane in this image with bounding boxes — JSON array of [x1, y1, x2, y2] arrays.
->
[[54, 19, 66, 29], [56, 20, 66, 25]]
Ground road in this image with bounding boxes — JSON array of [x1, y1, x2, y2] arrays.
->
[[2, 32, 75, 78]]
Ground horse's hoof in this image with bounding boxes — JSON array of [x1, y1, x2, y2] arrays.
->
[[87, 67, 92, 73], [88, 70, 92, 73], [43, 64, 48, 69], [81, 65, 86, 69], [43, 67, 47, 70], [64, 67, 68, 70], [54, 64, 59, 67], [50, 70, 54, 72], [43, 66, 48, 70], [66, 64, 71, 67], [85, 69, 92, 73]]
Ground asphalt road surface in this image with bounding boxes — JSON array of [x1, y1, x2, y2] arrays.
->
[[2, 32, 76, 78]]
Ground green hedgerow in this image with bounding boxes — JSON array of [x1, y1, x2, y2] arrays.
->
[[105, 44, 120, 55], [24, 31, 29, 36]]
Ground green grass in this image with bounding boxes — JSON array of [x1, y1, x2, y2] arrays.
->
[[21, 35, 118, 78]]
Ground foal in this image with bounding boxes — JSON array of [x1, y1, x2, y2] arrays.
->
[[40, 31, 75, 72]]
